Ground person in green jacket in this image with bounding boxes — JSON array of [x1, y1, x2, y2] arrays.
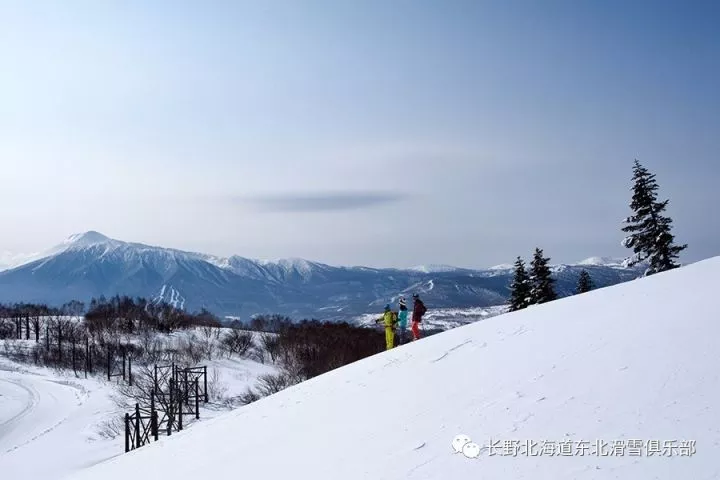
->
[[397, 296, 409, 344], [375, 303, 397, 350]]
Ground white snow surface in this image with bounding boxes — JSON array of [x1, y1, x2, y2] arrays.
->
[[409, 264, 461, 273], [0, 358, 123, 478], [64, 256, 720, 480], [0, 328, 279, 480]]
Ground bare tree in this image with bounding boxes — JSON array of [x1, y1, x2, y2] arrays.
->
[[221, 329, 254, 358]]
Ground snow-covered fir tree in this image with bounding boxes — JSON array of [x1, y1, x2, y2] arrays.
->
[[529, 248, 557, 304], [621, 159, 687, 275], [508, 256, 532, 311], [576, 269, 593, 294]]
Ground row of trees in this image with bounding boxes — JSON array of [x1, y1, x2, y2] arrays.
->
[[508, 248, 557, 311], [85, 295, 222, 335], [238, 318, 386, 404], [506, 159, 686, 312], [508, 249, 594, 312]]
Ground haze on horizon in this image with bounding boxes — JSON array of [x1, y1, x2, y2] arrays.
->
[[1, 1, 718, 269]]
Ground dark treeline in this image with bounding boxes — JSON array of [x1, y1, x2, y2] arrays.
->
[[0, 301, 75, 340], [277, 319, 386, 378], [238, 318, 387, 404], [0, 295, 223, 340], [0, 296, 227, 376], [85, 295, 222, 335]]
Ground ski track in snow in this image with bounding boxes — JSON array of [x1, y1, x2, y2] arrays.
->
[[430, 339, 473, 363], [0, 375, 81, 453], [0, 378, 39, 434], [0, 366, 122, 479]]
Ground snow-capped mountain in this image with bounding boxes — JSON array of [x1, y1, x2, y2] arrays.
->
[[0, 231, 643, 320]]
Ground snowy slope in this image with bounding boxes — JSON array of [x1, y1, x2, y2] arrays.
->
[[64, 257, 719, 480], [0, 359, 123, 477], [0, 330, 279, 480]]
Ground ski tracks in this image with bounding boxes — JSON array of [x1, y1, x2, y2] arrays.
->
[[0, 379, 39, 434], [430, 339, 480, 363], [0, 374, 88, 454]]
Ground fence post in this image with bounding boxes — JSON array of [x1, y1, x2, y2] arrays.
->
[[107, 349, 111, 381], [85, 337, 89, 378], [58, 321, 62, 363], [150, 390, 158, 439], [178, 395, 183, 431], [203, 365, 208, 402], [128, 356, 132, 386], [151, 410, 158, 441], [72, 338, 77, 375], [184, 369, 189, 405], [167, 379, 174, 436], [125, 413, 130, 453], [134, 403, 141, 447], [195, 379, 200, 419], [46, 324, 49, 352], [122, 348, 126, 381]]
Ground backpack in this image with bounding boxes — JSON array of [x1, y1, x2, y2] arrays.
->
[[415, 300, 427, 321]]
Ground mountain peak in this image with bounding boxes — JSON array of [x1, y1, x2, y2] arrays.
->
[[64, 231, 111, 246], [577, 256, 624, 266]]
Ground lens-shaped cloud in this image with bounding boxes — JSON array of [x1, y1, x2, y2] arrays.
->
[[242, 191, 408, 212]]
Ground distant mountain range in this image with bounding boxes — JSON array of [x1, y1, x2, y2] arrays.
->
[[0, 231, 642, 321]]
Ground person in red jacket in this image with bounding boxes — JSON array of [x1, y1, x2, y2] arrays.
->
[[411, 293, 427, 340]]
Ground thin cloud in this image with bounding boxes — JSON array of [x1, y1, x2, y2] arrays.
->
[[241, 191, 408, 212]]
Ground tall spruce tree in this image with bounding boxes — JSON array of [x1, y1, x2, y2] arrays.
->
[[529, 248, 557, 304], [621, 159, 687, 275], [508, 256, 531, 311], [576, 269, 593, 294]]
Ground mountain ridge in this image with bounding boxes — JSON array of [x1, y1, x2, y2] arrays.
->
[[0, 231, 644, 321]]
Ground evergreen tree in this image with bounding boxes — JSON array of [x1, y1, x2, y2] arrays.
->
[[576, 269, 593, 294], [529, 248, 557, 304], [621, 159, 687, 275], [508, 256, 531, 311]]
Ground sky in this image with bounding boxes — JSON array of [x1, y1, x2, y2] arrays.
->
[[1, 0, 718, 269]]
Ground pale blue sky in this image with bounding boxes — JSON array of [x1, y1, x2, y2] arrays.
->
[[1, 0, 718, 268]]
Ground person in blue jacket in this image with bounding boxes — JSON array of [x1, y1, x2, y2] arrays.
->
[[396, 296, 409, 344]]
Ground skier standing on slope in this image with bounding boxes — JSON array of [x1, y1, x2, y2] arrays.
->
[[375, 303, 397, 350], [397, 296, 409, 344], [411, 293, 427, 341]]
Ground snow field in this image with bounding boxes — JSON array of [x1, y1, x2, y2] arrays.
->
[[63, 256, 720, 480], [0, 325, 279, 480]]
